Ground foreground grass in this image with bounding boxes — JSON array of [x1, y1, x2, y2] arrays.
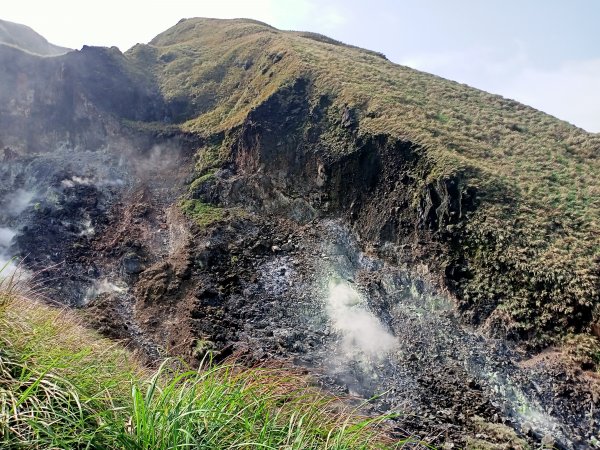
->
[[0, 293, 394, 449]]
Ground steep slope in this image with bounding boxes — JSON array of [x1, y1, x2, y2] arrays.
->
[[1, 17, 599, 448], [126, 18, 600, 343], [0, 19, 70, 56]]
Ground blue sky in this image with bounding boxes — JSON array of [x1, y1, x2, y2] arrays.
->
[[3, 0, 599, 131]]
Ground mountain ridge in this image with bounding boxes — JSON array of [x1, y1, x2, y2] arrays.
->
[[125, 17, 599, 343], [1, 16, 598, 344], [0, 18, 70, 56]]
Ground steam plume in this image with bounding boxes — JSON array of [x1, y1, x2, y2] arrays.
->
[[6, 189, 35, 216], [326, 279, 397, 360]]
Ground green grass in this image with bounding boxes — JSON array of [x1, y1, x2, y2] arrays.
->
[[189, 171, 216, 192], [179, 199, 225, 227], [0, 291, 397, 449]]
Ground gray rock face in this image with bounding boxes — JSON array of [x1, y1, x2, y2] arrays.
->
[[340, 105, 358, 130], [122, 252, 144, 274]]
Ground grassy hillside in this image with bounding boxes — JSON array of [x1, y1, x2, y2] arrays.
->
[[0, 288, 395, 449], [0, 19, 70, 56], [124, 18, 599, 344]]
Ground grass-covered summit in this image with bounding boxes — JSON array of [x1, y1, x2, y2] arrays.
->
[[123, 18, 599, 344]]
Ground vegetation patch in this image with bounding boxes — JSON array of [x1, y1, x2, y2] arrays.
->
[[194, 140, 229, 175], [188, 170, 216, 193], [564, 334, 600, 370], [121, 119, 182, 136], [179, 198, 225, 227]]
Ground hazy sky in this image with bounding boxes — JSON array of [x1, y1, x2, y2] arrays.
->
[[3, 0, 599, 132]]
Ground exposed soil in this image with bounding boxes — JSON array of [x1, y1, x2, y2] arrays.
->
[[66, 181, 600, 448]]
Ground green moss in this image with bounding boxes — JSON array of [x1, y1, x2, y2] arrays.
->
[[188, 170, 216, 192], [179, 199, 224, 227], [195, 149, 220, 173]]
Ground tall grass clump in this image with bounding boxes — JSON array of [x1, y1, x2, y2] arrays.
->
[[0, 274, 396, 449], [0, 347, 109, 448], [0, 266, 135, 448], [118, 361, 392, 449]]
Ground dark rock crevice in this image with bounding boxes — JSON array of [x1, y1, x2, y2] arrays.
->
[[206, 79, 484, 313]]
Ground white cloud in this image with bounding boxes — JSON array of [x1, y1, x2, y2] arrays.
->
[[313, 7, 349, 30], [400, 42, 530, 85]]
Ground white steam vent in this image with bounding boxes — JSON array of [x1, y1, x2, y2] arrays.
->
[[83, 279, 128, 304], [0, 227, 16, 276], [0, 227, 16, 249], [6, 189, 35, 216], [0, 227, 27, 279], [326, 279, 397, 360]]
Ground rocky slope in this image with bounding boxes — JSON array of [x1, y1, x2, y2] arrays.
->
[[1, 18, 599, 448]]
